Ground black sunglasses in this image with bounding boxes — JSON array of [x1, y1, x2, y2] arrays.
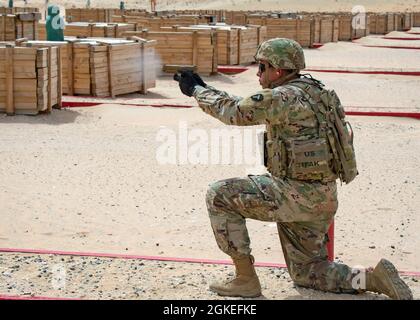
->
[[258, 62, 271, 73]]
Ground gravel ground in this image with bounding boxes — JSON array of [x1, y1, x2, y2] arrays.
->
[[1, 252, 419, 300]]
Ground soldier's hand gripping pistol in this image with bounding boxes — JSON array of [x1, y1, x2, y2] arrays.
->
[[174, 70, 207, 97]]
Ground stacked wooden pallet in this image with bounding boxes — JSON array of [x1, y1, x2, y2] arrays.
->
[[369, 13, 399, 34], [0, 45, 61, 115], [0, 7, 39, 14], [163, 24, 266, 65], [402, 13, 414, 30], [224, 11, 248, 25], [414, 13, 420, 27], [337, 14, 370, 41], [247, 15, 314, 47], [167, 10, 224, 22], [112, 15, 208, 31], [65, 8, 117, 23], [38, 22, 136, 40], [393, 13, 404, 31], [66, 8, 150, 22], [311, 15, 339, 44], [21, 38, 156, 97], [124, 29, 217, 75], [0, 12, 41, 41]]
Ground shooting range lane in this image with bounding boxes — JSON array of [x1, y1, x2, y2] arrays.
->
[[1, 19, 420, 299]]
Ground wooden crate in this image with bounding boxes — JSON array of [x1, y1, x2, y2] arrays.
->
[[20, 38, 156, 97], [112, 15, 208, 31], [394, 13, 404, 31], [38, 22, 136, 40], [0, 13, 40, 41], [0, 7, 39, 14], [124, 29, 217, 75], [369, 13, 395, 34], [171, 10, 224, 23], [224, 11, 248, 25], [65, 8, 118, 23], [414, 13, 420, 27], [403, 13, 413, 30], [165, 24, 266, 65], [247, 15, 314, 47], [312, 16, 339, 44], [338, 14, 370, 40], [0, 45, 61, 115]]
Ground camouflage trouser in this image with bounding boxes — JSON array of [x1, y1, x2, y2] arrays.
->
[[206, 174, 357, 294]]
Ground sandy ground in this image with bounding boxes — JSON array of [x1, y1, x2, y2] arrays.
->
[[13, 0, 420, 12], [1, 20, 420, 299]]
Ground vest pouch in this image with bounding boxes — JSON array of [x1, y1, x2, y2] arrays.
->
[[285, 138, 334, 181], [266, 138, 286, 178]]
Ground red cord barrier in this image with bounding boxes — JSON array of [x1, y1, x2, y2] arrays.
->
[[217, 66, 249, 74], [359, 44, 420, 50], [346, 111, 420, 119], [306, 69, 420, 76], [383, 36, 420, 41], [62, 101, 194, 109], [0, 294, 79, 300]]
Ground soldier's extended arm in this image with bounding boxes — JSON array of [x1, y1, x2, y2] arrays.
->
[[193, 86, 288, 126]]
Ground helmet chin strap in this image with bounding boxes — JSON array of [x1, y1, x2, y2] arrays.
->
[[268, 70, 299, 89]]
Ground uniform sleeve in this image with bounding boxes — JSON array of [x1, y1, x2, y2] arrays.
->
[[193, 85, 289, 126]]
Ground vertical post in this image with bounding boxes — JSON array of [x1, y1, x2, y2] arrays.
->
[[57, 46, 62, 108], [192, 30, 198, 68], [67, 42, 74, 95], [213, 30, 218, 74], [296, 18, 301, 45], [227, 28, 231, 64], [47, 47, 52, 112], [327, 220, 334, 262], [140, 41, 146, 94], [5, 45, 15, 115], [106, 45, 114, 98], [1, 15, 5, 41], [237, 28, 241, 65]]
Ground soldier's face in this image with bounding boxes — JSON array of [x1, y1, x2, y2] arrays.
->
[[257, 60, 282, 89]]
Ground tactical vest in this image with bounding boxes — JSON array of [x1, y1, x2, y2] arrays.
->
[[264, 77, 358, 184]]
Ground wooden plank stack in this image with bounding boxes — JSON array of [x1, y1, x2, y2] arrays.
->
[[38, 22, 136, 40], [0, 7, 39, 14], [312, 15, 339, 44], [124, 29, 217, 75], [0, 12, 41, 41], [224, 11, 248, 25], [21, 38, 156, 97], [168, 10, 225, 23], [337, 14, 370, 41], [164, 24, 266, 65], [65, 8, 117, 23], [414, 13, 420, 27], [369, 13, 394, 34], [0, 45, 61, 115], [66, 8, 150, 22], [402, 13, 414, 30], [112, 15, 208, 31], [247, 15, 314, 47], [393, 13, 404, 31]]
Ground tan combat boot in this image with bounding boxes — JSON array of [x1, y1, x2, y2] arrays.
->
[[210, 255, 262, 298], [366, 258, 413, 300]]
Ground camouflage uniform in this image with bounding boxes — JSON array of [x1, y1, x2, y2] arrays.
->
[[192, 63, 357, 294]]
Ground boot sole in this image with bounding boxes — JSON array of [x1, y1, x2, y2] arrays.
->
[[210, 288, 262, 298], [377, 259, 413, 300]]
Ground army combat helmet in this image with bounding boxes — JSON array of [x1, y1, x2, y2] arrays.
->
[[254, 38, 306, 70]]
